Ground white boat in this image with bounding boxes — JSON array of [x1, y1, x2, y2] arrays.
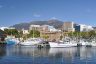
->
[[90, 40, 96, 46], [20, 38, 44, 46], [91, 43, 96, 46], [79, 40, 89, 46], [49, 40, 77, 48]]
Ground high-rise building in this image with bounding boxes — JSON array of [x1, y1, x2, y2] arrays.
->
[[62, 22, 75, 32], [75, 24, 93, 32]]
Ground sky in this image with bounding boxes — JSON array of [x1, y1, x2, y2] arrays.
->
[[0, 0, 96, 27]]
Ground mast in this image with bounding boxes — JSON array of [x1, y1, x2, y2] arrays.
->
[[33, 26, 35, 38]]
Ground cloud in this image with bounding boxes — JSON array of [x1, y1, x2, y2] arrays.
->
[[33, 14, 41, 17]]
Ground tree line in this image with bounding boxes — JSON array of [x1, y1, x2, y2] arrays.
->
[[68, 30, 96, 39]]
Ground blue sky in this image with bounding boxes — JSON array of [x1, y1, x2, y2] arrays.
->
[[0, 0, 96, 27]]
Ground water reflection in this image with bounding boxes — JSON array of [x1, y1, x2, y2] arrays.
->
[[0, 45, 6, 59], [7, 46, 50, 57], [79, 47, 96, 60], [49, 47, 77, 58], [2, 46, 96, 64], [6, 46, 96, 59]]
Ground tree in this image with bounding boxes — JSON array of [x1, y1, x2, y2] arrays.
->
[[4, 29, 19, 37], [29, 30, 40, 38], [18, 31, 23, 38], [60, 35, 63, 40], [0, 29, 7, 38], [68, 30, 96, 40], [42, 35, 49, 41], [88, 30, 96, 39]]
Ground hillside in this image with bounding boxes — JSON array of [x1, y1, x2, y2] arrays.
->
[[12, 19, 63, 30]]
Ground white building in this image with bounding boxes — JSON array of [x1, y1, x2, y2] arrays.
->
[[80, 24, 87, 32], [41, 25, 60, 32], [40, 25, 49, 31], [75, 24, 93, 32], [22, 29, 29, 34], [87, 26, 93, 31], [48, 26, 61, 32], [29, 25, 40, 31]]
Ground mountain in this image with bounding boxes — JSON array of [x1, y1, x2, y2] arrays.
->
[[12, 19, 63, 30]]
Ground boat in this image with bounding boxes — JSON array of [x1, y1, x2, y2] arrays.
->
[[20, 38, 44, 46], [78, 40, 89, 46], [5, 38, 20, 45], [49, 40, 77, 48], [5, 36, 20, 45], [90, 40, 96, 46]]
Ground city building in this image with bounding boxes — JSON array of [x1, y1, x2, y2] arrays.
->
[[22, 29, 29, 34], [29, 25, 40, 31], [75, 24, 93, 32], [40, 31, 62, 41], [48, 26, 61, 32], [62, 22, 75, 32], [40, 25, 49, 32], [87, 26, 93, 31], [93, 27, 96, 32], [29, 24, 61, 32]]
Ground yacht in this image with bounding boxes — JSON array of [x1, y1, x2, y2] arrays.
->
[[78, 40, 89, 46], [20, 38, 44, 46], [90, 40, 96, 46], [49, 39, 77, 48]]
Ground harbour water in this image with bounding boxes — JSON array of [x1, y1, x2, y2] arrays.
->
[[0, 45, 96, 64]]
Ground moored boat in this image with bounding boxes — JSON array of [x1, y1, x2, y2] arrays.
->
[[20, 38, 44, 46], [90, 40, 96, 46], [49, 40, 77, 48], [5, 38, 20, 45]]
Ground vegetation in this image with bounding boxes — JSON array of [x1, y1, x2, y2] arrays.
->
[[68, 30, 96, 39], [28, 30, 40, 38], [4, 29, 19, 38], [0, 29, 6, 38], [4, 28, 96, 41], [60, 35, 63, 40], [4, 28, 41, 39], [42, 35, 49, 40]]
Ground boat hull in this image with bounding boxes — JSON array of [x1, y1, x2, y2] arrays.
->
[[20, 41, 39, 45], [91, 43, 96, 46], [49, 42, 77, 48]]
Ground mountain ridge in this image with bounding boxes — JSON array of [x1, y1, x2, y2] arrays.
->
[[12, 19, 64, 30]]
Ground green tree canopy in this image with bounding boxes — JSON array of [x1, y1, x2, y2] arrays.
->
[[28, 30, 40, 38], [4, 29, 19, 37]]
